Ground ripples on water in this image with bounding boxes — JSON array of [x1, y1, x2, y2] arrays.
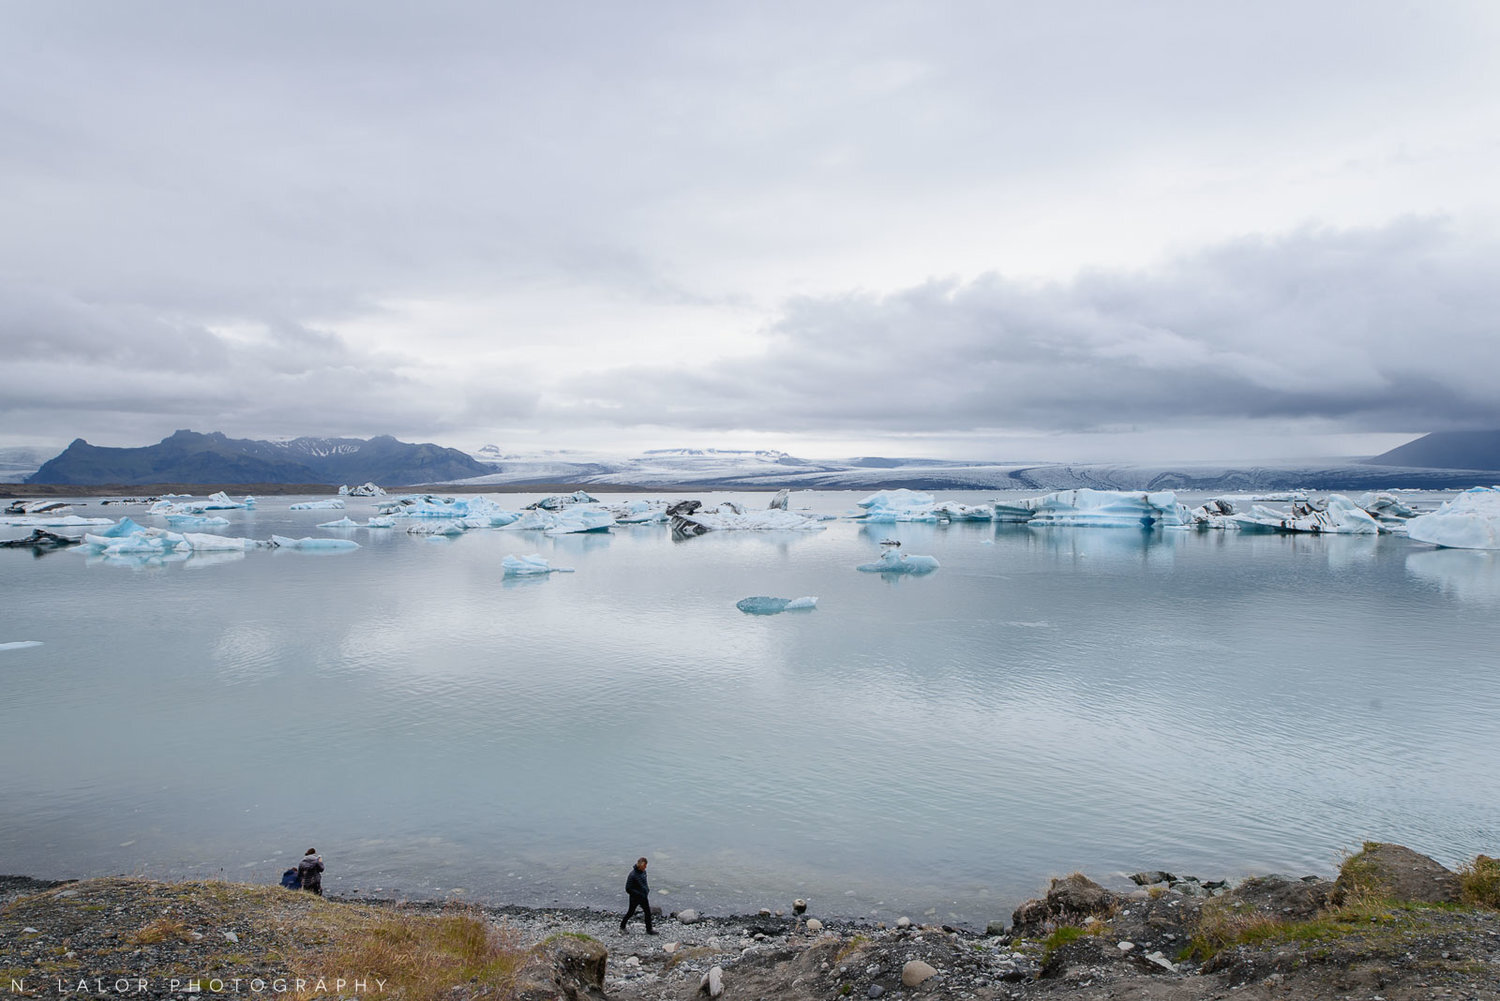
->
[[2, 491, 1498, 925]]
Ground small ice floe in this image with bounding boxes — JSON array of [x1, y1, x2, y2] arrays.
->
[[0, 513, 113, 528], [501, 553, 575, 576], [1406, 487, 1500, 550], [857, 550, 940, 574], [317, 517, 361, 529], [269, 535, 360, 550], [735, 596, 817, 615], [179, 533, 267, 552], [289, 499, 346, 511], [1, 641, 44, 652]]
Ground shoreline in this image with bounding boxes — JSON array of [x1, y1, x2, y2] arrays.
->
[[5, 844, 1498, 1000]]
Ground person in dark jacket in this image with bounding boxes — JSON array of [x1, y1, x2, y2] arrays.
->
[[619, 857, 654, 934], [297, 848, 324, 895]]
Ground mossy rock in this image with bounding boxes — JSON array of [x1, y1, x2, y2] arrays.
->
[[1334, 843, 1460, 906]]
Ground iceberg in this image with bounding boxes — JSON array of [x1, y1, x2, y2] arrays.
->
[[4, 500, 72, 515], [0, 529, 81, 550], [405, 520, 466, 536], [1355, 491, 1421, 529], [502, 506, 616, 535], [856, 489, 940, 523], [317, 517, 360, 528], [289, 499, 346, 511], [1406, 487, 1500, 550], [163, 513, 231, 529], [270, 535, 360, 550], [339, 482, 387, 497], [736, 595, 818, 614], [610, 499, 669, 524], [857, 550, 940, 574], [931, 502, 995, 522], [1023, 489, 1192, 529], [180, 533, 266, 551], [501, 553, 576, 576], [669, 501, 824, 536], [0, 513, 114, 528], [365, 516, 396, 528], [529, 490, 598, 511], [1231, 494, 1382, 535], [1187, 498, 1240, 529]]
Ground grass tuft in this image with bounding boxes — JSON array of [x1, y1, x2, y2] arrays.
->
[[293, 903, 528, 1001], [130, 917, 193, 945], [1457, 855, 1500, 909]]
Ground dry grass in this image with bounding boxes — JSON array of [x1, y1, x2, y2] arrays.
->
[[1457, 855, 1500, 909], [292, 903, 530, 1001], [129, 917, 193, 945]]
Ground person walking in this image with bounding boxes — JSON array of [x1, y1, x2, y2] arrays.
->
[[619, 857, 654, 934], [297, 848, 325, 895]]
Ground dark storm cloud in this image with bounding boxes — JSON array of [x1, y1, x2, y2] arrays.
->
[[553, 219, 1500, 435]]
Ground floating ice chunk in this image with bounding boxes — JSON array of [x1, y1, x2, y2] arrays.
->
[[857, 550, 940, 574], [317, 517, 360, 528], [289, 499, 346, 511], [529, 490, 598, 511], [1188, 498, 1240, 529], [459, 496, 520, 527], [406, 520, 466, 536], [611, 500, 669, 524], [503, 506, 616, 535], [0, 513, 114, 528], [4, 500, 71, 515], [365, 516, 396, 528], [502, 553, 576, 576], [270, 535, 360, 550], [735, 595, 818, 614], [670, 504, 824, 535], [164, 513, 231, 529], [95, 517, 147, 538], [931, 502, 994, 522], [769, 488, 790, 511], [856, 489, 939, 523], [1355, 492, 1420, 528], [1231, 494, 1381, 535], [180, 533, 266, 551], [1024, 489, 1191, 529], [380, 495, 470, 519], [1, 641, 44, 651], [339, 482, 386, 496], [1406, 487, 1500, 550]]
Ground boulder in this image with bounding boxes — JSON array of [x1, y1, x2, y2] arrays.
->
[[1334, 842, 1461, 905], [699, 965, 723, 997], [1218, 874, 1333, 920], [676, 908, 700, 924], [1129, 871, 1176, 886], [901, 960, 937, 987], [1011, 873, 1119, 935], [514, 934, 606, 1001]]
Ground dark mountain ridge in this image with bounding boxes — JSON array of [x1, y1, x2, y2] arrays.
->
[[1366, 430, 1500, 471], [26, 430, 490, 486]]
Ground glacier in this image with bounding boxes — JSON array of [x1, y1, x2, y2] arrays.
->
[[1406, 487, 1500, 550]]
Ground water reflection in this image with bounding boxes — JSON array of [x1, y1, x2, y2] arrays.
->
[[1407, 548, 1500, 608]]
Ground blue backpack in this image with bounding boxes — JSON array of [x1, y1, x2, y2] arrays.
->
[[280, 868, 302, 890]]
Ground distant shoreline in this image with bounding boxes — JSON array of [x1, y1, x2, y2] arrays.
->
[[1, 482, 785, 499]]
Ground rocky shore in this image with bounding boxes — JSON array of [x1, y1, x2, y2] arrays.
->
[[4, 844, 1499, 1000]]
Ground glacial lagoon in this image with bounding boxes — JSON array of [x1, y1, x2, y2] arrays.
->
[[2, 490, 1499, 927]]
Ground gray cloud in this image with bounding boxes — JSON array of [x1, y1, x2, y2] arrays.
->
[[554, 219, 1500, 435]]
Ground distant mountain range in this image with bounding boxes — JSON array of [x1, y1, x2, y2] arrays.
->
[[25, 430, 490, 486], [8, 430, 1500, 491]]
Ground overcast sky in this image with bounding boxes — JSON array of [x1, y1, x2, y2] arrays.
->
[[4, 1, 1498, 462]]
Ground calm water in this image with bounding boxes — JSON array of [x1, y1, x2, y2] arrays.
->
[[2, 490, 1498, 927]]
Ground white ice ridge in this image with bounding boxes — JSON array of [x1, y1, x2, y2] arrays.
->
[[736, 595, 818, 614], [502, 553, 576, 576], [270, 535, 360, 550], [289, 499, 345, 510], [857, 550, 940, 574], [1406, 486, 1500, 550]]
